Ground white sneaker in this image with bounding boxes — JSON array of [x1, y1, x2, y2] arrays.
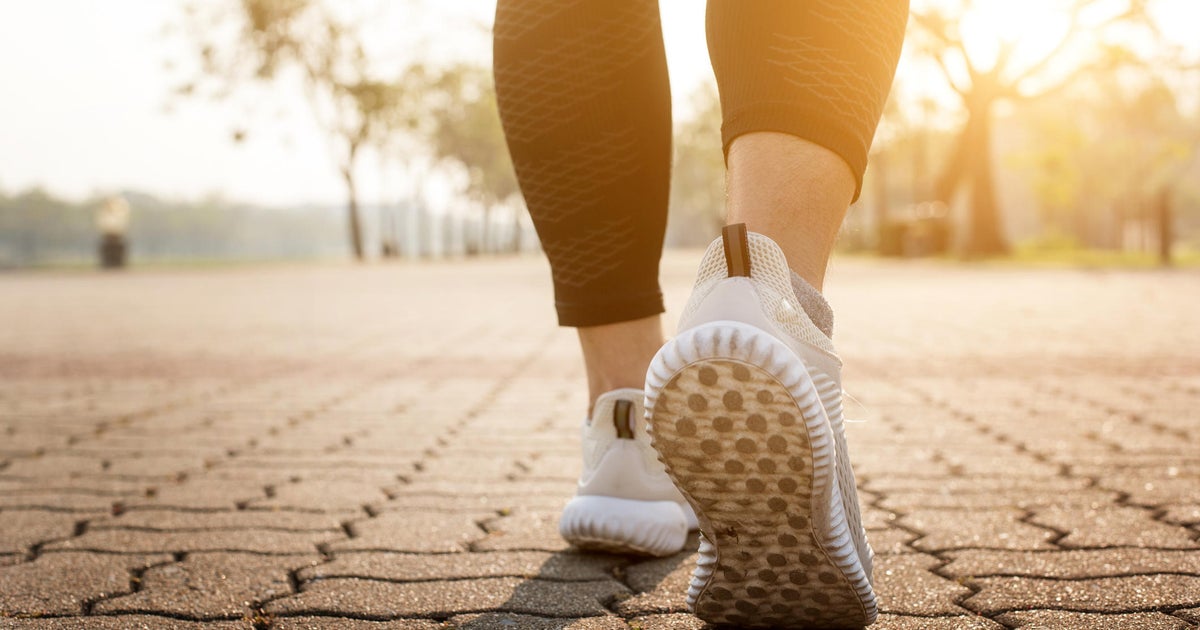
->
[[560, 388, 699, 556], [645, 224, 876, 628]]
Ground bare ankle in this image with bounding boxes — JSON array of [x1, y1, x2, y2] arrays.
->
[[577, 315, 664, 414]]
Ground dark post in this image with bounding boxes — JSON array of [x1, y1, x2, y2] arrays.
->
[[96, 196, 130, 269]]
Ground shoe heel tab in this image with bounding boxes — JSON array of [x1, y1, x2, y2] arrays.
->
[[613, 399, 634, 439], [722, 223, 751, 278]]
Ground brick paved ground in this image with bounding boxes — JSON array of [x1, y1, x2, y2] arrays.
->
[[1, 254, 1198, 629]]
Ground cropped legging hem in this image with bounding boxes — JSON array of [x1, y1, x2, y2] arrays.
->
[[555, 289, 665, 328], [721, 102, 873, 202]]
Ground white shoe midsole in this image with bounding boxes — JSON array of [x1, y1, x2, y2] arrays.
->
[[560, 495, 688, 557]]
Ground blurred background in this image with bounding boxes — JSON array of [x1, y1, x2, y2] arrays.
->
[[1, 0, 1198, 269]]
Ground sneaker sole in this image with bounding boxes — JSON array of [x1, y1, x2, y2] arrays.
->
[[646, 321, 877, 628], [560, 495, 688, 557]]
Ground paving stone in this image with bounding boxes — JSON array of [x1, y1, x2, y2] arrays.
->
[[250, 480, 391, 512], [6, 249, 1200, 624], [937, 454, 1061, 477], [862, 505, 899, 529], [942, 548, 1200, 578], [416, 457, 521, 480], [475, 510, 571, 552], [328, 511, 488, 553], [128, 479, 269, 510], [864, 476, 1091, 493], [900, 509, 1057, 551], [0, 477, 149, 495], [103, 454, 211, 477], [94, 552, 318, 617], [445, 613, 630, 629], [302, 551, 617, 582], [232, 455, 415, 471], [93, 508, 345, 531], [0, 491, 122, 511], [45, 528, 331, 554], [965, 574, 1200, 614], [625, 614, 707, 630], [878, 489, 1119, 510], [515, 455, 583, 481], [611, 552, 696, 615], [1161, 504, 1200, 526], [1098, 476, 1199, 505], [379, 493, 566, 513], [872, 614, 1003, 629], [0, 455, 106, 477], [0, 510, 99, 553], [0, 616, 252, 629], [265, 577, 629, 618], [1028, 506, 1198, 548], [0, 552, 170, 616], [873, 554, 972, 615], [208, 465, 404, 484], [996, 610, 1191, 629], [268, 618, 440, 630], [867, 528, 918, 554]]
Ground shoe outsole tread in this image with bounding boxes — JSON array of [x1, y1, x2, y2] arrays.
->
[[646, 321, 877, 628]]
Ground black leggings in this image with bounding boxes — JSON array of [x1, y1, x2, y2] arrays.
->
[[494, 0, 908, 327]]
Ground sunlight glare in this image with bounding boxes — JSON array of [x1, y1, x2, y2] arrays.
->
[[958, 0, 1074, 73]]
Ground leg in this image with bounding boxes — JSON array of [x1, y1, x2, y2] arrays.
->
[[642, 2, 908, 626], [493, 0, 672, 412], [725, 133, 854, 290], [495, 0, 695, 557], [577, 315, 663, 414], [708, 0, 908, 289]]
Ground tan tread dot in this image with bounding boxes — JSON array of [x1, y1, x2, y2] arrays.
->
[[732, 364, 752, 381]]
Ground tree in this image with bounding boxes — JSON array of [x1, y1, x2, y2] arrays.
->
[[420, 63, 521, 253], [174, 0, 418, 260], [910, 0, 1155, 256], [1014, 73, 1200, 256], [667, 84, 725, 247]]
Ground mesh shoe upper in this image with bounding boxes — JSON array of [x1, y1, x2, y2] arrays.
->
[[577, 388, 691, 505]]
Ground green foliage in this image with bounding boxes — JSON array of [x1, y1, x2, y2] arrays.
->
[[421, 64, 519, 207], [177, 0, 422, 258], [667, 84, 725, 247], [1011, 72, 1199, 246]]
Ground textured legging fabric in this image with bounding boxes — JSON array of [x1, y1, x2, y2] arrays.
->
[[493, 0, 908, 327]]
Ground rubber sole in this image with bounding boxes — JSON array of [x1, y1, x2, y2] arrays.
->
[[560, 495, 688, 557], [646, 321, 877, 628]]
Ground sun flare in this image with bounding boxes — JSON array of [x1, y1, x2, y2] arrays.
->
[[957, 0, 1076, 72]]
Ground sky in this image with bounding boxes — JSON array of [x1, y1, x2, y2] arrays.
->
[[0, 1, 711, 207], [0, 1, 1196, 208]]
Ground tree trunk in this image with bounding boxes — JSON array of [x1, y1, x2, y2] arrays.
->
[[1156, 187, 1172, 266], [479, 206, 491, 255], [962, 96, 1008, 257], [872, 151, 893, 254], [342, 166, 364, 260], [934, 124, 968, 204], [510, 206, 523, 253]]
